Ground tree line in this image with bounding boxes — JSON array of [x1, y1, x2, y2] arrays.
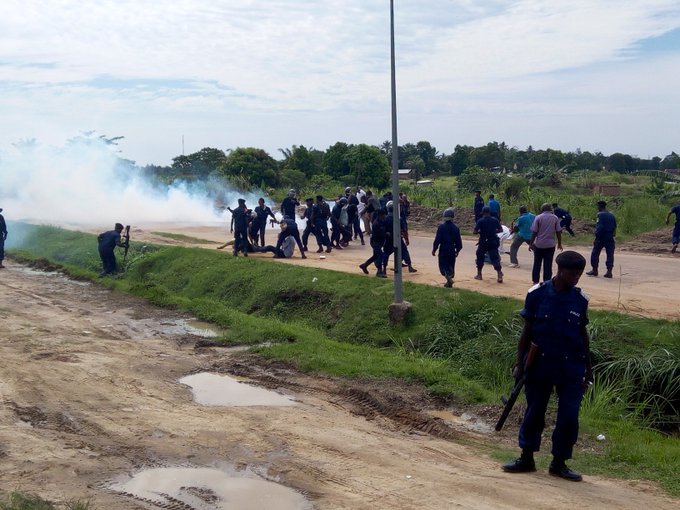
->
[[141, 141, 680, 191]]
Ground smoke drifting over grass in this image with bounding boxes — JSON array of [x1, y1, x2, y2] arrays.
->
[[0, 135, 260, 228]]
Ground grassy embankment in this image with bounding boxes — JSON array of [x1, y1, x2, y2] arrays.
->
[[7, 222, 680, 496]]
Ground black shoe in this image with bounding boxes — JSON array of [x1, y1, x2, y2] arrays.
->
[[586, 269, 598, 277], [325, 247, 332, 253], [376, 272, 387, 278], [501, 457, 536, 473], [359, 264, 369, 275], [408, 266, 417, 273], [549, 462, 582, 482], [603, 271, 613, 278], [316, 248, 324, 253]]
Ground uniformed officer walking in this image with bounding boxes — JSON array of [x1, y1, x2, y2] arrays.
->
[[502, 250, 592, 482], [473, 206, 504, 283], [432, 207, 463, 288], [586, 200, 617, 278]]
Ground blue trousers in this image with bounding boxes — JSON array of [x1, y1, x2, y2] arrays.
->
[[314, 223, 331, 249], [590, 237, 615, 271], [438, 249, 457, 279], [476, 242, 501, 271], [0, 236, 4, 262], [99, 248, 117, 275], [233, 229, 249, 254], [672, 225, 680, 245], [362, 243, 385, 272], [519, 376, 584, 460]]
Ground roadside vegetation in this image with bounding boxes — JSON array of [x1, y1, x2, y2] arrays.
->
[[0, 492, 91, 510], [7, 223, 680, 496]]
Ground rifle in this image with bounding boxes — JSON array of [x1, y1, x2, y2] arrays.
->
[[122, 225, 131, 261], [495, 342, 539, 431]]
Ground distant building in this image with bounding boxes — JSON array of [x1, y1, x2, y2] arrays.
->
[[398, 168, 414, 180], [593, 184, 621, 196]]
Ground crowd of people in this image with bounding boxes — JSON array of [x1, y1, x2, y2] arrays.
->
[[212, 188, 680, 291]]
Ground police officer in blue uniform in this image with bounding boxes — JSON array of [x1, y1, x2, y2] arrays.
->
[[586, 200, 617, 278], [432, 207, 463, 288], [502, 250, 592, 482], [665, 203, 680, 253], [383, 201, 417, 274], [227, 199, 250, 257], [301, 197, 315, 251], [253, 198, 278, 246], [474, 206, 503, 283], [552, 202, 575, 236], [281, 189, 300, 219], [359, 208, 388, 277], [311, 195, 332, 253], [97, 223, 125, 277]]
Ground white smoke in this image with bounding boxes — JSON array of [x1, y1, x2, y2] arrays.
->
[[0, 135, 265, 228]]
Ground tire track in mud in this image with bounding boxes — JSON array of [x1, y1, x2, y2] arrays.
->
[[208, 357, 462, 443]]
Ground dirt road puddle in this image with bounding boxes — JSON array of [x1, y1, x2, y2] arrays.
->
[[111, 467, 312, 509], [180, 372, 297, 407], [428, 410, 493, 433]]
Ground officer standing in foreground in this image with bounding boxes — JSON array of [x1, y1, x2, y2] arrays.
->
[[432, 207, 463, 288], [502, 250, 592, 482], [586, 200, 617, 278], [97, 223, 125, 277]]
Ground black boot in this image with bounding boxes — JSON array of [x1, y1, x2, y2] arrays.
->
[[502, 450, 536, 473], [549, 459, 583, 481]]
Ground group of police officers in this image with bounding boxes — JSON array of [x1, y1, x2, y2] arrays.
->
[[35, 189, 677, 485]]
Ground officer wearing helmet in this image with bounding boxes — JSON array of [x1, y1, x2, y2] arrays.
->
[[432, 207, 463, 287], [281, 189, 300, 219]]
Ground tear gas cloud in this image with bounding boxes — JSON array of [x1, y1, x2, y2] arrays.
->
[[0, 136, 264, 228]]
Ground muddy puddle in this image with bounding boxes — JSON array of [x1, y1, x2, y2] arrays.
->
[[180, 372, 297, 407], [428, 410, 493, 433], [111, 466, 312, 510]]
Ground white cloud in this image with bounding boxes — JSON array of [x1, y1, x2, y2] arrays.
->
[[1, 0, 680, 163]]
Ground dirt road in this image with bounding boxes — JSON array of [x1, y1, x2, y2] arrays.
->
[[0, 263, 677, 508], [140, 224, 680, 321]]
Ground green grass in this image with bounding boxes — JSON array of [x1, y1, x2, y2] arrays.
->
[[0, 492, 92, 510], [150, 231, 218, 244], [7, 223, 680, 496]]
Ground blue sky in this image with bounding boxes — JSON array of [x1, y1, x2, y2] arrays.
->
[[2, 0, 680, 165]]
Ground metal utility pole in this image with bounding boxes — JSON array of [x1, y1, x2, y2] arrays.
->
[[390, 0, 403, 304]]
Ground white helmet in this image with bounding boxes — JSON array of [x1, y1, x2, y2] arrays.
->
[[386, 200, 394, 210]]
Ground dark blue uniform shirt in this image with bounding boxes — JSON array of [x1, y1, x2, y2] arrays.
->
[[98, 230, 121, 252], [671, 205, 680, 226], [254, 205, 274, 226], [370, 217, 388, 246], [553, 207, 570, 219], [231, 206, 249, 232], [281, 197, 299, 218], [595, 210, 617, 240], [474, 196, 484, 216], [475, 216, 501, 245], [521, 279, 589, 382], [433, 222, 463, 254]]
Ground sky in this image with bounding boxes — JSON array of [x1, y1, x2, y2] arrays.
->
[[2, 0, 680, 166]]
